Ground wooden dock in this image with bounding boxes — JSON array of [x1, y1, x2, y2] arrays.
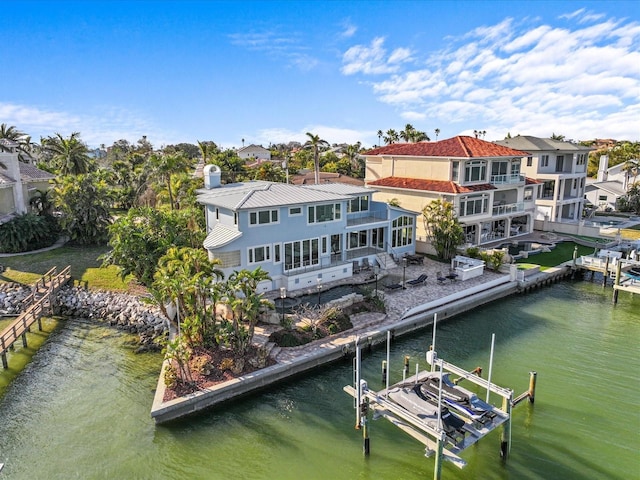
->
[[0, 266, 72, 369]]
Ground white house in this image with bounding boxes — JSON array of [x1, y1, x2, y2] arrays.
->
[[585, 155, 638, 211], [0, 139, 55, 223], [237, 144, 271, 161], [494, 136, 593, 223], [196, 165, 417, 293], [363, 136, 538, 249]]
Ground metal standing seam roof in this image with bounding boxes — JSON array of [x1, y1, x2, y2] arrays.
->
[[301, 183, 372, 196], [197, 181, 355, 210], [203, 223, 243, 249]]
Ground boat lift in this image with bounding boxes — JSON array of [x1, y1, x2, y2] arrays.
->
[[343, 314, 537, 480]]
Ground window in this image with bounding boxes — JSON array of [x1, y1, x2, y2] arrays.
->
[[527, 156, 533, 167], [321, 236, 328, 255], [250, 209, 279, 225], [573, 179, 578, 189], [248, 245, 271, 264], [215, 208, 219, 220], [464, 160, 486, 182], [348, 195, 369, 213], [348, 230, 368, 249], [524, 187, 533, 201], [392, 216, 414, 247], [511, 159, 521, 176], [598, 195, 607, 202], [556, 155, 564, 172], [308, 203, 341, 223], [451, 161, 459, 182], [284, 238, 320, 271], [576, 153, 587, 165], [541, 155, 549, 167], [274, 244, 281, 263], [234, 212, 238, 225], [289, 206, 302, 216], [459, 194, 488, 217]]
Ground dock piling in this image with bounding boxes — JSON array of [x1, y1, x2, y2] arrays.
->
[[528, 371, 537, 404]]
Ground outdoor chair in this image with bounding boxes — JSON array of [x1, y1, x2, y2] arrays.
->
[[406, 274, 428, 287], [361, 258, 372, 271], [352, 261, 361, 274], [384, 282, 403, 290], [436, 271, 447, 284]]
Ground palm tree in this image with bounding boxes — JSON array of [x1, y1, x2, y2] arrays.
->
[[400, 124, 416, 143], [148, 152, 190, 210], [434, 128, 440, 141], [383, 129, 399, 145], [622, 159, 639, 190], [0, 124, 34, 162], [42, 132, 92, 175], [304, 132, 329, 185], [377, 130, 383, 146], [344, 142, 362, 176]]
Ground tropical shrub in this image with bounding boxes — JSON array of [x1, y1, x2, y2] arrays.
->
[[0, 213, 59, 253]]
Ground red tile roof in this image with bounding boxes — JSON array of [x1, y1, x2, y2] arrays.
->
[[367, 177, 496, 194], [366, 136, 530, 158]]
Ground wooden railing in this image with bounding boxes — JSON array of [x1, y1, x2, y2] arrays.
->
[[0, 266, 72, 369]]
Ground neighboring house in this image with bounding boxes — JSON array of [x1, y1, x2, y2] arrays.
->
[[290, 171, 364, 186], [0, 139, 55, 223], [585, 155, 638, 211], [494, 136, 592, 223], [237, 144, 271, 161], [196, 165, 417, 293], [363, 136, 539, 248]]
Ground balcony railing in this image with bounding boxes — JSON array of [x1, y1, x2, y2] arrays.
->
[[492, 202, 525, 216], [490, 174, 523, 185], [346, 210, 387, 226]]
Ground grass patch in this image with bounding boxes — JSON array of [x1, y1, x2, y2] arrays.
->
[[516, 242, 593, 270], [0, 245, 132, 291]]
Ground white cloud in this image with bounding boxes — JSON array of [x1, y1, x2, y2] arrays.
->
[[0, 102, 173, 148], [341, 37, 412, 75], [340, 20, 357, 38], [256, 125, 374, 146], [342, 11, 640, 140]]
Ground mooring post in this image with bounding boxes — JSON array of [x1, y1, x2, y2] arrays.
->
[[500, 393, 513, 460], [381, 360, 387, 385], [21, 332, 28, 348], [1, 352, 7, 369], [603, 256, 610, 287], [613, 261, 622, 304], [528, 371, 537, 403], [362, 397, 370, 456], [433, 432, 444, 480]]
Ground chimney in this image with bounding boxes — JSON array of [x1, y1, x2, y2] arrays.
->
[[597, 155, 608, 182], [203, 164, 222, 189]]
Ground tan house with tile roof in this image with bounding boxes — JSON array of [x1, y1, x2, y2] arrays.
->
[[0, 140, 55, 223], [363, 136, 541, 250]]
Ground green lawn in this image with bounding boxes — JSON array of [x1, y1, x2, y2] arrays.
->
[[516, 242, 594, 270], [0, 245, 132, 291]]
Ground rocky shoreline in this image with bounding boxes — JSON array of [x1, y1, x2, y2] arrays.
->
[[1, 283, 169, 352]]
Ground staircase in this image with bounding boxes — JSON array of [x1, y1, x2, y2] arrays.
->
[[376, 252, 398, 270]]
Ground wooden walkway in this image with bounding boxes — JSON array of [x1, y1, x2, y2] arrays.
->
[[0, 266, 72, 369]]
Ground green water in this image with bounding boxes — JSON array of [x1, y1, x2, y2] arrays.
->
[[0, 281, 638, 479]]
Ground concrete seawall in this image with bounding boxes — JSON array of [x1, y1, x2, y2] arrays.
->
[[151, 275, 522, 424]]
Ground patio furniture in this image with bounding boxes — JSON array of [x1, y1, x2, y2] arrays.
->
[[384, 282, 403, 290], [446, 270, 459, 282], [436, 271, 447, 284], [406, 274, 428, 287], [352, 261, 360, 274], [361, 258, 372, 271]]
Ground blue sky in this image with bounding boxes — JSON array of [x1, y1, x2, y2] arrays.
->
[[1, 1, 638, 149]]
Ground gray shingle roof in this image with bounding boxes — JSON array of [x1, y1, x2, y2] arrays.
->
[[494, 136, 593, 152], [19, 163, 56, 181]]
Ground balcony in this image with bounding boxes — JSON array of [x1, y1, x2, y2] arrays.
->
[[346, 210, 387, 226], [490, 174, 523, 185], [492, 202, 525, 216]]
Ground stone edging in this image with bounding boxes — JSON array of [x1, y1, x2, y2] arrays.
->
[[151, 275, 519, 424]]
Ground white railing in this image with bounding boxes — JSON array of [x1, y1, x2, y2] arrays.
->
[[490, 174, 523, 185], [492, 202, 524, 215]]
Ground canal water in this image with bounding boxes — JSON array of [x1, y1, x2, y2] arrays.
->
[[0, 280, 638, 479]]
